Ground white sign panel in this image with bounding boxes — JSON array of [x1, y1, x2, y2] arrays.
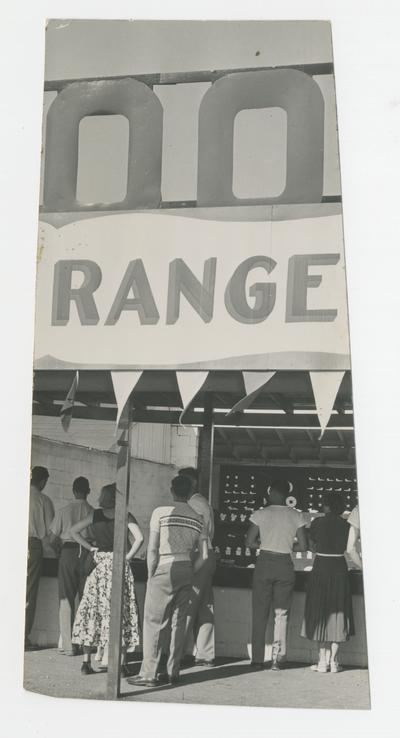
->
[[35, 211, 350, 371]]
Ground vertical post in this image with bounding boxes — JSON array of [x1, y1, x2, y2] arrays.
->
[[106, 415, 131, 700], [198, 392, 214, 503]]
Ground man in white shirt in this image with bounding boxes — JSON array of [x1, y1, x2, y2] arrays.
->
[[180, 467, 216, 667], [26, 466, 53, 648], [49, 476, 93, 655], [246, 479, 308, 670]]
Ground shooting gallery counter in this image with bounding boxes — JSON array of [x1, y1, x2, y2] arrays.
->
[[31, 558, 367, 667]]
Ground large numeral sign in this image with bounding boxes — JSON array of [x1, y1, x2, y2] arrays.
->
[[42, 69, 325, 212], [43, 79, 163, 212], [197, 69, 324, 207]]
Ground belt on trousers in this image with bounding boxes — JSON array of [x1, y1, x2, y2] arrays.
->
[[259, 549, 292, 557], [159, 554, 191, 564], [316, 552, 344, 558], [62, 542, 80, 549]]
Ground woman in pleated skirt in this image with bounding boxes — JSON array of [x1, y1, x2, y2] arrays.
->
[[301, 492, 355, 673]]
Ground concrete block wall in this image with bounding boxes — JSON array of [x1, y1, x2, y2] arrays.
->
[[31, 435, 182, 558]]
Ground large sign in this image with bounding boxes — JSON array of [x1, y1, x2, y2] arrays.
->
[[35, 211, 349, 370], [36, 57, 349, 372], [42, 69, 325, 213]]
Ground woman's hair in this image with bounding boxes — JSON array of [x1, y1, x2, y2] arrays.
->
[[323, 491, 345, 515], [99, 483, 116, 509]]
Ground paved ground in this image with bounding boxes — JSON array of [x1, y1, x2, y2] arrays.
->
[[24, 649, 370, 710]]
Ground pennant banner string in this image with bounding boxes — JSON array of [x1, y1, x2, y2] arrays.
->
[[111, 371, 142, 431], [225, 371, 276, 416], [60, 370, 79, 432], [309, 371, 345, 439], [176, 371, 209, 425]]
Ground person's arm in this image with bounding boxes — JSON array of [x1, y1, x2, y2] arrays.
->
[[346, 526, 362, 569], [42, 497, 57, 552], [70, 513, 97, 552], [295, 525, 308, 552], [47, 510, 62, 555], [126, 520, 144, 561], [245, 522, 260, 550], [306, 518, 318, 553], [147, 529, 160, 577], [193, 538, 208, 573]]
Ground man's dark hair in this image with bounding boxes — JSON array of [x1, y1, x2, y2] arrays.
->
[[171, 475, 192, 500], [73, 476, 90, 497], [269, 479, 291, 502], [178, 467, 198, 482], [323, 492, 345, 516], [31, 466, 49, 486]]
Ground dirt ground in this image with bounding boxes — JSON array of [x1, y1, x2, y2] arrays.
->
[[24, 648, 370, 710]]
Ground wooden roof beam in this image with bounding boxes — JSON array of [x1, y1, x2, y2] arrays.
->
[[268, 393, 294, 414], [217, 428, 241, 461]]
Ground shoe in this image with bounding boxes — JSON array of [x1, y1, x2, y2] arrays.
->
[[156, 672, 169, 684], [310, 663, 328, 673], [194, 659, 215, 667], [271, 659, 281, 671], [180, 655, 195, 667], [157, 673, 180, 685], [81, 662, 95, 675], [330, 662, 343, 673], [250, 662, 264, 671], [127, 675, 158, 687]]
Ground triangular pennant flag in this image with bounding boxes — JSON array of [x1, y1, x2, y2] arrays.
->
[[309, 371, 345, 439], [60, 371, 79, 431], [111, 371, 142, 430], [176, 371, 209, 424], [226, 371, 275, 416]]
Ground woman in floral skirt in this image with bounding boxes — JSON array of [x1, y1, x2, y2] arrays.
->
[[71, 483, 143, 675]]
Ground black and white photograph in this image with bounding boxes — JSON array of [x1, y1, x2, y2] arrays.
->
[[21, 17, 372, 711]]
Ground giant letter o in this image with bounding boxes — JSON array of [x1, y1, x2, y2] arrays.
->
[[197, 69, 324, 207], [43, 79, 163, 212]]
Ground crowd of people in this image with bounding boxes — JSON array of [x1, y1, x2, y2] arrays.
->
[[26, 466, 362, 684]]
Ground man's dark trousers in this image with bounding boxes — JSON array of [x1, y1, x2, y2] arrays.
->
[[25, 538, 43, 643], [251, 550, 296, 664], [58, 543, 88, 652]]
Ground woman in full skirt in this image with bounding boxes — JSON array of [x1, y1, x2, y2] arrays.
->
[[70, 483, 143, 675]]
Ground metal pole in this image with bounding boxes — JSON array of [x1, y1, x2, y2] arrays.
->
[[198, 393, 214, 503], [106, 415, 131, 700]]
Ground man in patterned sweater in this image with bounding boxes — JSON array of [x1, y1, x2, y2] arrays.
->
[[128, 475, 208, 687]]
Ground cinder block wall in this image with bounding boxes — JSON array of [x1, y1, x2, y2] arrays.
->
[[30, 435, 181, 557]]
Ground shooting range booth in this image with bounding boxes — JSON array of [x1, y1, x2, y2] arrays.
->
[[32, 367, 364, 699]]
